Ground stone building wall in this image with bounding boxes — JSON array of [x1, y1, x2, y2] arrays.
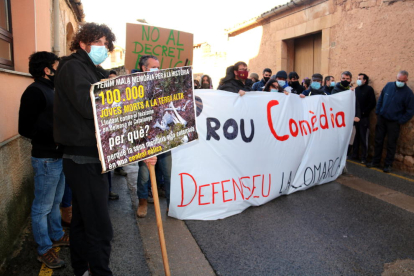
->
[[193, 0, 414, 172]]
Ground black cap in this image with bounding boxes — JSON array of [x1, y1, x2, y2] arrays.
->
[[275, 70, 288, 79]]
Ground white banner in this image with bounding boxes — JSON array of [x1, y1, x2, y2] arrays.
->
[[169, 90, 355, 220]]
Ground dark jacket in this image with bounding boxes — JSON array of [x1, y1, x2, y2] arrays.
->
[[323, 85, 333, 95], [252, 78, 266, 91], [302, 87, 326, 96], [330, 83, 361, 119], [19, 78, 63, 158], [331, 82, 350, 94], [355, 84, 376, 118], [218, 79, 252, 93], [289, 82, 305, 95], [54, 49, 108, 157], [376, 82, 414, 124]]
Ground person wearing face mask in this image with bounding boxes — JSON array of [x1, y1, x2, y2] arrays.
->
[[323, 75, 335, 95], [252, 68, 272, 91], [135, 54, 171, 218], [300, 73, 326, 97], [271, 70, 288, 89], [54, 23, 157, 276], [218, 61, 251, 96], [351, 73, 376, 164], [288, 72, 305, 95], [200, 74, 213, 89], [331, 71, 361, 119], [367, 70, 414, 173], [18, 52, 69, 269]]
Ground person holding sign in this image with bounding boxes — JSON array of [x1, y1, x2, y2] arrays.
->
[[136, 55, 172, 218], [53, 23, 155, 276]]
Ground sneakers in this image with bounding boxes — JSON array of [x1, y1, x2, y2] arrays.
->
[[147, 196, 154, 204], [53, 232, 70, 247], [383, 165, 391, 173], [37, 248, 65, 269], [114, 167, 127, 176], [137, 198, 148, 218], [109, 191, 119, 200]]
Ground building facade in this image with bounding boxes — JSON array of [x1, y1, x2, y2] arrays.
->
[[0, 0, 83, 269], [194, 0, 414, 171]]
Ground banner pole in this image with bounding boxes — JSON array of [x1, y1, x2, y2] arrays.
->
[[148, 164, 171, 276]]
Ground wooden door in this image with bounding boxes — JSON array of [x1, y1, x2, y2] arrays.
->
[[293, 32, 322, 79]]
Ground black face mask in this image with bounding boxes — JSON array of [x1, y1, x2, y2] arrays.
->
[[263, 77, 270, 83], [201, 83, 210, 89], [46, 67, 56, 82], [290, 81, 299, 87], [341, 80, 350, 87]]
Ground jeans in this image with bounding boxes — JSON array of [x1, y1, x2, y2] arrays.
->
[[137, 152, 172, 206], [31, 157, 65, 255]]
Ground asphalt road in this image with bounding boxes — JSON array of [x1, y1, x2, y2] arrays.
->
[[2, 161, 414, 276]]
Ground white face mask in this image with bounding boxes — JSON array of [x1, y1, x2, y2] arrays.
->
[[149, 68, 159, 72]]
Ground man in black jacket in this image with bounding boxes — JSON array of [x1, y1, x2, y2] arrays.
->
[[218, 61, 251, 95], [54, 23, 158, 276], [351, 73, 376, 163], [367, 71, 414, 172], [19, 52, 68, 268], [252, 68, 272, 91]]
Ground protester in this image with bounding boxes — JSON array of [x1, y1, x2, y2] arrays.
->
[[288, 72, 305, 95], [18, 51, 68, 269], [367, 71, 414, 173], [263, 79, 280, 92], [249, 72, 259, 83], [274, 70, 289, 90], [351, 73, 376, 164], [194, 79, 200, 89], [302, 78, 311, 90], [136, 55, 172, 218], [217, 61, 251, 96], [252, 68, 272, 91], [300, 73, 326, 97], [54, 23, 157, 276], [323, 75, 335, 95], [331, 71, 361, 120], [200, 74, 213, 89]]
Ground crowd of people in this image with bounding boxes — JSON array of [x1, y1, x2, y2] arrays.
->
[[17, 21, 413, 276], [195, 61, 414, 172]]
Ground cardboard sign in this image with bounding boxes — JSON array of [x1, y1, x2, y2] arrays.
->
[[90, 66, 198, 172], [169, 90, 355, 220], [125, 23, 193, 71]]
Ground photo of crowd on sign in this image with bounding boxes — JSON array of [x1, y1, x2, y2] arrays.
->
[[90, 66, 197, 172]]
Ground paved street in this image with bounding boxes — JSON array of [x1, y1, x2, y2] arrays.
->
[[2, 160, 414, 276]]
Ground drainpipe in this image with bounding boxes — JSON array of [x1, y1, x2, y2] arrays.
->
[[53, 0, 60, 56]]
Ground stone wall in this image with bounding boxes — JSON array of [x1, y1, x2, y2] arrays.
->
[[0, 137, 34, 270], [193, 0, 414, 172]]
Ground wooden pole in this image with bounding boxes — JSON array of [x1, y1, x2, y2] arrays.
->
[[148, 164, 171, 276]]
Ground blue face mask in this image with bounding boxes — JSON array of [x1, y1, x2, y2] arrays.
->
[[396, 81, 405, 88], [357, 80, 362, 86], [87, 45, 108, 65], [311, 82, 321, 90], [149, 68, 159, 72], [330, 81, 335, 87], [270, 89, 278, 92], [277, 80, 286, 87]]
